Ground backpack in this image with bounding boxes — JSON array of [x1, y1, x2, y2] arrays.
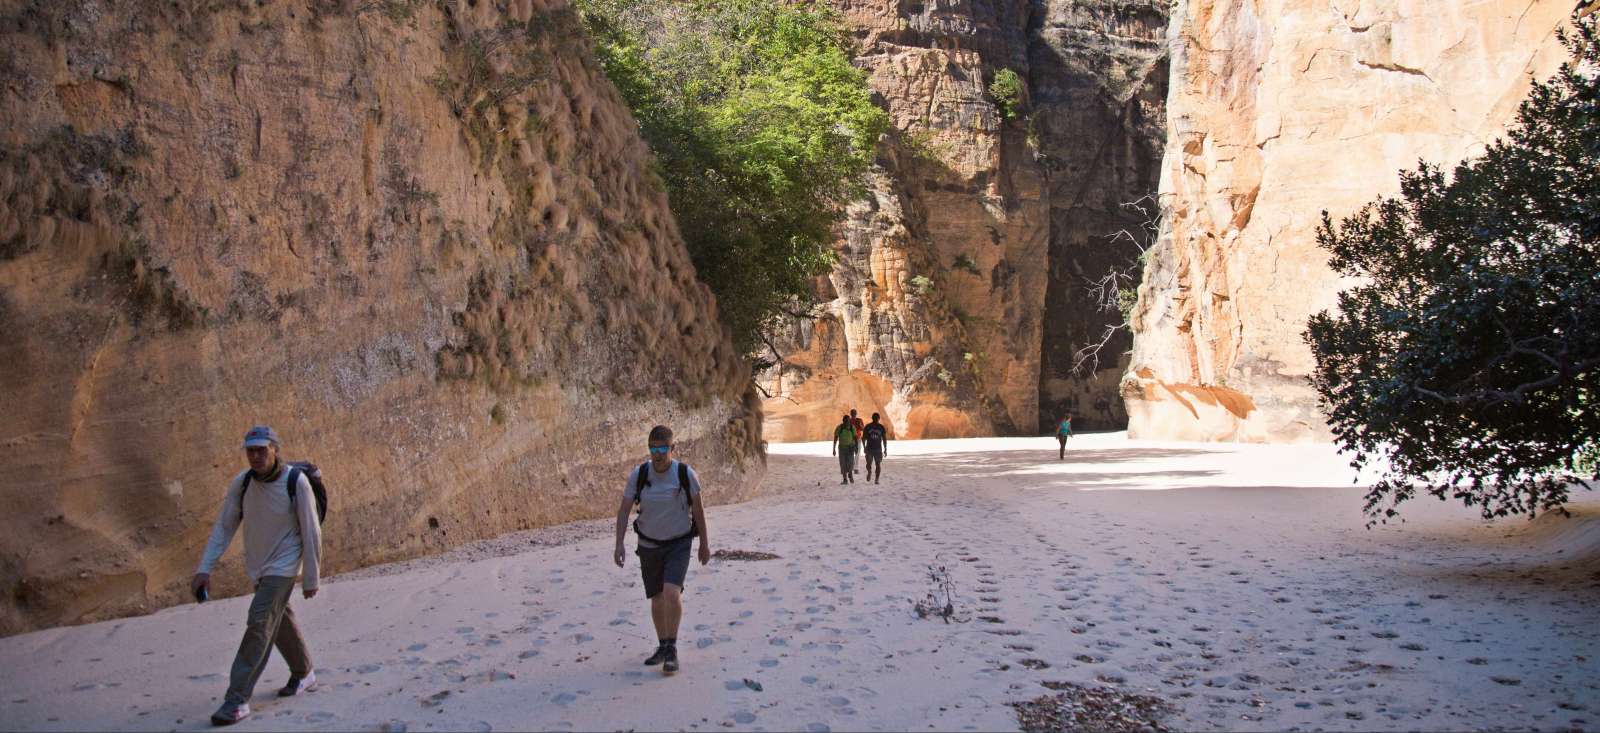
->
[[238, 461, 329, 523], [633, 461, 696, 544], [835, 424, 856, 447]]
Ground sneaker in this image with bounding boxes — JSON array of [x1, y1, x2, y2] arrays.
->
[[211, 703, 250, 726], [644, 644, 669, 666], [278, 670, 317, 697], [662, 645, 679, 673], [840, 478, 848, 485]]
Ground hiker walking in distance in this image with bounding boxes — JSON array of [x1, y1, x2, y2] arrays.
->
[[831, 414, 857, 484], [862, 413, 889, 484], [849, 409, 865, 475], [613, 425, 711, 674], [1056, 414, 1073, 460], [193, 426, 322, 726]]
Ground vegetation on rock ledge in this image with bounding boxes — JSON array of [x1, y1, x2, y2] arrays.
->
[[578, 0, 888, 360], [1306, 13, 1599, 523]]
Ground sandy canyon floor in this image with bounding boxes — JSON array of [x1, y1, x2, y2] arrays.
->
[[2, 434, 1598, 732]]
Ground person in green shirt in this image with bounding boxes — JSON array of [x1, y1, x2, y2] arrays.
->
[[1056, 414, 1073, 460], [830, 414, 857, 484]]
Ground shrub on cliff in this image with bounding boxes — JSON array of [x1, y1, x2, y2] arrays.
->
[[1306, 13, 1599, 523], [578, 0, 887, 358], [989, 68, 1024, 120]]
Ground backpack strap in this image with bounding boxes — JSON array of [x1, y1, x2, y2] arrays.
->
[[234, 470, 251, 523], [285, 465, 303, 510], [633, 462, 650, 505], [677, 461, 693, 509]]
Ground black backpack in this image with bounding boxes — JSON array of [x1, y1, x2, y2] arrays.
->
[[633, 461, 696, 544], [238, 461, 329, 523]]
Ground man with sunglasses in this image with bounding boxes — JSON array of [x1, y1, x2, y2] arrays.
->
[[613, 425, 711, 674]]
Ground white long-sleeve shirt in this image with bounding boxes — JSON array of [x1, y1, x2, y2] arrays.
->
[[196, 463, 322, 590]]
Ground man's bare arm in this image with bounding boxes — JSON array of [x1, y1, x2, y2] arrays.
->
[[613, 495, 632, 567]]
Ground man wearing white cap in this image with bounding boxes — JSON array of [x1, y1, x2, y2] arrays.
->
[[192, 426, 323, 726]]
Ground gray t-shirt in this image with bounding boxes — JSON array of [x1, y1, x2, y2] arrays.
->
[[623, 460, 702, 547]]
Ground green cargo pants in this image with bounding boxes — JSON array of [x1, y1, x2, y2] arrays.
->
[[223, 576, 312, 705]]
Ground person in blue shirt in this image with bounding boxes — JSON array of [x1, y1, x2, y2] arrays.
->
[[1056, 414, 1073, 460]]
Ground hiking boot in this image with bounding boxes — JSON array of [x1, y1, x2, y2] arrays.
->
[[278, 670, 317, 697], [210, 703, 250, 726], [644, 644, 670, 666], [662, 645, 679, 673]]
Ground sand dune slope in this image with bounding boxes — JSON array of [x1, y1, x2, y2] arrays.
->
[[2, 434, 1597, 731]]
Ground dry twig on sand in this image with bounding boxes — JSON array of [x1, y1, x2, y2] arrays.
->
[[912, 560, 964, 622], [1013, 682, 1176, 733]]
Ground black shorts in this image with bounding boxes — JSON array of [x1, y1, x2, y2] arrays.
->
[[637, 536, 693, 599]]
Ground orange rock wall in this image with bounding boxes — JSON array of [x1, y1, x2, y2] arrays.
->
[[0, 0, 761, 635]]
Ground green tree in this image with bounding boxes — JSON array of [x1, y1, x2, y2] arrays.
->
[[1306, 13, 1600, 523], [578, 0, 888, 359], [989, 68, 1024, 120]]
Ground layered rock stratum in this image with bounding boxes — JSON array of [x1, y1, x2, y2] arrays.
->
[[0, 0, 762, 636], [757, 0, 1168, 440], [1123, 0, 1580, 442]]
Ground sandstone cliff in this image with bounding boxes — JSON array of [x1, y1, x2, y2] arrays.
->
[[0, 0, 761, 636], [758, 0, 1168, 440], [1124, 0, 1578, 442]]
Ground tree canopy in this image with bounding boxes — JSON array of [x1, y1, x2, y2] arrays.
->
[[1306, 13, 1600, 523], [578, 0, 888, 359]]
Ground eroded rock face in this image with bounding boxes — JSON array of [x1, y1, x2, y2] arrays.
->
[[759, 0, 1169, 440], [1124, 0, 1577, 443], [0, 0, 761, 635], [760, 0, 1047, 441]]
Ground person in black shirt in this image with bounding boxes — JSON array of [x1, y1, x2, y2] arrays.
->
[[862, 413, 889, 484]]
